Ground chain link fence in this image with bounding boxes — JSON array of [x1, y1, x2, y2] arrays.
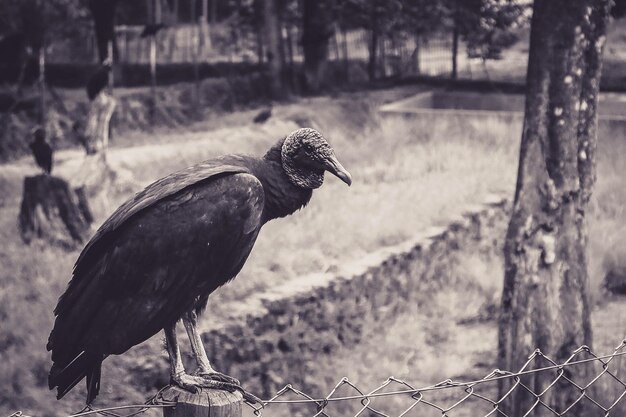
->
[[8, 339, 623, 417], [247, 340, 626, 417]]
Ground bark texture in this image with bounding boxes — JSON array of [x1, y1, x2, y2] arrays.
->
[[497, 1, 611, 416]]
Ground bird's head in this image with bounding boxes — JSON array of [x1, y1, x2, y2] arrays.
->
[[281, 128, 352, 189], [31, 127, 46, 142]]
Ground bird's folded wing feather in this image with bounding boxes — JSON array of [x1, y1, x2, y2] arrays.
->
[[75, 159, 249, 269]]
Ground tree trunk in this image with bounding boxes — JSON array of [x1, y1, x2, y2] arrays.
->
[[451, 15, 459, 80], [172, 0, 179, 23], [301, 0, 333, 93], [210, 0, 217, 24], [88, 0, 119, 63], [262, 0, 285, 98], [19, 174, 92, 249], [37, 44, 46, 125], [497, 1, 611, 416]]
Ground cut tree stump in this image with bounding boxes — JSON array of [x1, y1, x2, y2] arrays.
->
[[18, 174, 92, 249], [160, 386, 243, 417]]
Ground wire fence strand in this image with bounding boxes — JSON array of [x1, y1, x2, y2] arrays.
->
[[6, 340, 625, 417]]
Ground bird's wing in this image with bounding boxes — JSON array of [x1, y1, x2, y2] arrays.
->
[[75, 159, 248, 269], [48, 170, 265, 363]]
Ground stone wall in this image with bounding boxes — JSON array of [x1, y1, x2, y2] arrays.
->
[[199, 195, 511, 397]]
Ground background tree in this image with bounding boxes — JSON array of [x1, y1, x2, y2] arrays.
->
[[261, 0, 286, 98], [395, 0, 447, 74], [444, 0, 528, 79], [497, 0, 611, 416], [88, 0, 120, 63], [301, 0, 334, 93], [462, 0, 528, 61], [340, 0, 402, 81]]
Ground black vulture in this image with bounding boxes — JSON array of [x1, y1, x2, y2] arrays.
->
[[86, 58, 112, 101], [47, 128, 352, 404], [253, 107, 272, 124], [30, 127, 53, 174], [140, 23, 167, 38]]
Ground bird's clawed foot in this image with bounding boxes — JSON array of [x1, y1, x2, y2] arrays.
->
[[171, 372, 215, 393], [172, 371, 262, 404], [197, 370, 241, 386]]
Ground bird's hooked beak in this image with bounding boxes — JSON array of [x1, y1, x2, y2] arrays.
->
[[323, 154, 352, 186]]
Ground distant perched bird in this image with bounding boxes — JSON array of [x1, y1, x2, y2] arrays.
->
[[30, 127, 53, 174], [86, 58, 112, 101], [253, 107, 272, 124], [47, 128, 352, 404], [140, 23, 167, 38]]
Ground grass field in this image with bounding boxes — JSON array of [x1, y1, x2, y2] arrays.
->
[[0, 86, 624, 416]]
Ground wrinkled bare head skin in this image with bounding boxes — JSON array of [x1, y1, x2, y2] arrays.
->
[[281, 128, 352, 189]]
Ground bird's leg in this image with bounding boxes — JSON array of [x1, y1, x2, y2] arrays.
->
[[164, 322, 207, 392], [182, 310, 240, 386]]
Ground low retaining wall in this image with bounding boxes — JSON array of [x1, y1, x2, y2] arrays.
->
[[200, 195, 511, 397]]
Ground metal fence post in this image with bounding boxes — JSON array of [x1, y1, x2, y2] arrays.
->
[[161, 386, 243, 417]]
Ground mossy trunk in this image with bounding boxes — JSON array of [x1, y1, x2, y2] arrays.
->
[[19, 174, 92, 249], [497, 1, 611, 416]]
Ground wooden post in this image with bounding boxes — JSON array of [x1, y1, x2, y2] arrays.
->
[[161, 386, 243, 417], [150, 0, 160, 119], [191, 0, 200, 109], [38, 46, 46, 126], [150, 37, 157, 116], [341, 26, 348, 81], [451, 8, 459, 80], [107, 40, 115, 92], [201, 0, 210, 54]]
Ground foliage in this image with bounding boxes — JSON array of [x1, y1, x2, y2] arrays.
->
[[463, 0, 527, 59], [397, 0, 448, 36], [330, 0, 528, 61], [448, 0, 530, 60], [0, 0, 90, 47]]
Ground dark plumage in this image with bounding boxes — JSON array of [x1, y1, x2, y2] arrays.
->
[[47, 128, 352, 404], [86, 59, 112, 101], [140, 23, 167, 38], [30, 128, 53, 174], [253, 107, 272, 124]]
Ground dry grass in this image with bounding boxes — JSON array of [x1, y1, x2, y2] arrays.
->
[[0, 87, 623, 416]]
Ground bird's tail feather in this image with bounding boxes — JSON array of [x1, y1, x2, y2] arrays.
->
[[49, 351, 103, 404], [86, 359, 102, 404]]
